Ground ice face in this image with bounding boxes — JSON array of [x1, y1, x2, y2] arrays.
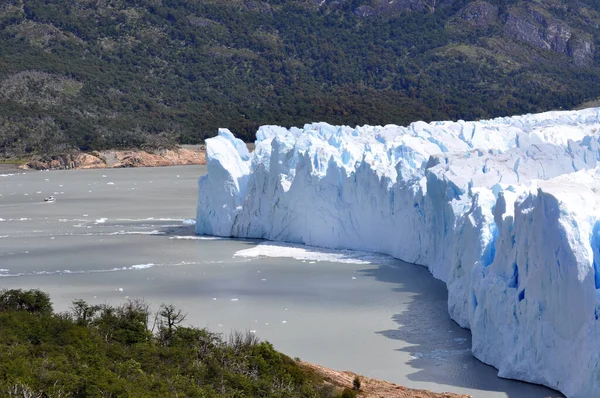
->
[[196, 108, 600, 397]]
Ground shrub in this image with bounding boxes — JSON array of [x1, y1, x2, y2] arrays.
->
[[353, 375, 361, 391], [341, 387, 357, 398]]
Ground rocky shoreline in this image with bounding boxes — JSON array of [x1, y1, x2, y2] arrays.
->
[[14, 146, 206, 170], [302, 362, 470, 398]]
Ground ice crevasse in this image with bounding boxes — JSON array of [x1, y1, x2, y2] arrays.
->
[[196, 108, 600, 397]]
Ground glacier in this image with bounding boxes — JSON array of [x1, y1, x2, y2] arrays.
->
[[196, 109, 600, 397]]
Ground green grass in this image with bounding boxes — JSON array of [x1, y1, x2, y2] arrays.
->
[[0, 157, 28, 165]]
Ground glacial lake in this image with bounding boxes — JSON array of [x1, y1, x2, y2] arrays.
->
[[0, 165, 562, 398]]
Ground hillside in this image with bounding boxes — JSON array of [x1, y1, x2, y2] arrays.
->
[[2, 0, 600, 157]]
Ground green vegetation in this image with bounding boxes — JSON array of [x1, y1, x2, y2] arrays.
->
[[352, 376, 361, 391], [0, 289, 340, 397], [2, 0, 600, 157], [0, 157, 27, 165], [340, 389, 357, 398]]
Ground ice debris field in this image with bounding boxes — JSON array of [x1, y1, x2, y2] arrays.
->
[[196, 108, 600, 398]]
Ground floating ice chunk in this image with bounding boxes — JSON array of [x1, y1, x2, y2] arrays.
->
[[130, 263, 155, 270], [168, 236, 222, 240], [234, 242, 390, 265]]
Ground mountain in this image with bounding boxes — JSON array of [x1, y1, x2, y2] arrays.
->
[[2, 0, 600, 157]]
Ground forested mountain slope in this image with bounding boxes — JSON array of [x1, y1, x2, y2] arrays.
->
[[2, 0, 600, 157]]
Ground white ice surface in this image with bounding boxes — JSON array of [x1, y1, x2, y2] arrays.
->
[[196, 109, 600, 397], [234, 241, 394, 265]]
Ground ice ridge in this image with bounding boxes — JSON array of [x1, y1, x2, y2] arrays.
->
[[196, 108, 600, 397]]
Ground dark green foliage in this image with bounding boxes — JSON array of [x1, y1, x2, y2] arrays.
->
[[2, 0, 600, 158], [353, 376, 361, 391], [0, 292, 331, 397], [341, 388, 357, 398], [0, 289, 53, 314]]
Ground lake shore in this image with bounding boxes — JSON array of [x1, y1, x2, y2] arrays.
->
[[0, 163, 19, 171], [303, 362, 470, 398], [9, 145, 206, 170]]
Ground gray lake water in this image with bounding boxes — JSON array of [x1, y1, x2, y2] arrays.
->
[[0, 166, 561, 398]]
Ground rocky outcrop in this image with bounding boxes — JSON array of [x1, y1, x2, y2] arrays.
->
[[108, 148, 206, 168], [455, 1, 499, 28], [448, 2, 595, 66], [301, 362, 471, 398], [25, 152, 102, 170], [22, 147, 206, 170], [73, 153, 107, 169], [567, 34, 595, 66], [503, 6, 594, 65]]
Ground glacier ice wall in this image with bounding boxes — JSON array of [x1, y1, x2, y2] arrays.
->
[[196, 109, 600, 397]]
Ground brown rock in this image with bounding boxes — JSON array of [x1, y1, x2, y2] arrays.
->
[[74, 153, 106, 169], [161, 148, 206, 165], [301, 362, 471, 398], [24, 146, 206, 171]]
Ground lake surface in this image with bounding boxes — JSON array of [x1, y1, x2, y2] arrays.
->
[[0, 166, 561, 398]]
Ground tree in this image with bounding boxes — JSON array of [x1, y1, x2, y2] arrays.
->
[[0, 289, 53, 315], [156, 304, 187, 346], [93, 299, 151, 344], [71, 299, 100, 326]]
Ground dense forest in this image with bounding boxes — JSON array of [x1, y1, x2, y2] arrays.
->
[[2, 0, 600, 157], [0, 288, 347, 397]]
